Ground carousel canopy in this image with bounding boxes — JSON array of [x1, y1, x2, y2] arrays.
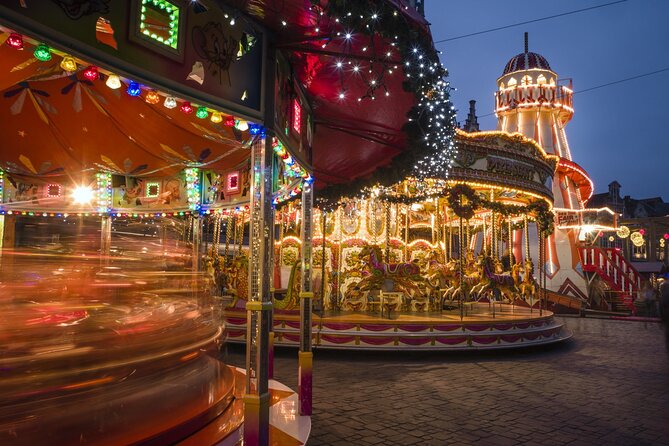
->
[[0, 33, 249, 181], [226, 0, 440, 187]]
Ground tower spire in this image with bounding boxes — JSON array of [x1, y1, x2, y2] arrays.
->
[[463, 99, 480, 132], [524, 32, 528, 53]]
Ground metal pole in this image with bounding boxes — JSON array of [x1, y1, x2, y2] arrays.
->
[[299, 181, 314, 416], [384, 202, 391, 262], [321, 210, 326, 314], [538, 226, 543, 317], [404, 204, 409, 261], [459, 215, 464, 321], [482, 213, 487, 255], [243, 132, 275, 446]]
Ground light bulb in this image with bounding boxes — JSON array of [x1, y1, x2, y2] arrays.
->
[[164, 96, 177, 109], [72, 185, 94, 204], [60, 56, 78, 72], [105, 74, 122, 89], [235, 120, 249, 131]]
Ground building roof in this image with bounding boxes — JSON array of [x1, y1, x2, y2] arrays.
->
[[587, 193, 610, 209], [502, 52, 552, 75]]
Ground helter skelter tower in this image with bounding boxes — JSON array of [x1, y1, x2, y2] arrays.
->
[[495, 33, 592, 298]]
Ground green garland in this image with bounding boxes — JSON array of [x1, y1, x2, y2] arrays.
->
[[447, 184, 480, 220]]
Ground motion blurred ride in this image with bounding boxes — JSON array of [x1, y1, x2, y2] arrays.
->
[[0, 219, 239, 446]]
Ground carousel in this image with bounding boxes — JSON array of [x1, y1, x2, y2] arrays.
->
[[223, 129, 574, 350]]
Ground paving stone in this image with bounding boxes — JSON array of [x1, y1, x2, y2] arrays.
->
[[224, 317, 669, 445]]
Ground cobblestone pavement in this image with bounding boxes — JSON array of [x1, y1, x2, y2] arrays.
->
[[223, 317, 669, 445]]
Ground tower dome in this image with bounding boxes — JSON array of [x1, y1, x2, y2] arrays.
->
[[502, 51, 551, 75]]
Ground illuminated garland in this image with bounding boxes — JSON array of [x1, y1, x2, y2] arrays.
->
[[96, 172, 112, 213], [311, 0, 457, 203], [184, 167, 201, 211], [0, 169, 3, 204], [448, 184, 479, 220], [272, 138, 313, 205], [0, 208, 249, 218]]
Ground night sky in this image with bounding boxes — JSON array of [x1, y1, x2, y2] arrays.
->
[[425, 0, 669, 201]]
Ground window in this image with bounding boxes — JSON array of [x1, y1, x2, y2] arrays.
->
[[657, 247, 666, 262], [499, 82, 505, 90], [521, 75, 532, 86], [633, 243, 647, 260], [537, 74, 547, 85], [507, 77, 517, 87]]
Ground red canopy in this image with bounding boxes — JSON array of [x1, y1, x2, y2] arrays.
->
[[0, 35, 248, 180], [236, 0, 431, 187]]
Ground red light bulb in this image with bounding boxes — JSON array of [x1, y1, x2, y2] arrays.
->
[[83, 65, 99, 81], [180, 101, 193, 114], [6, 33, 23, 50]]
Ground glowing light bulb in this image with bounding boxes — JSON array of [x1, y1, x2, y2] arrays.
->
[[224, 115, 235, 127], [195, 106, 208, 119], [72, 185, 94, 204], [164, 96, 177, 109], [83, 65, 99, 81], [6, 33, 23, 49], [210, 112, 223, 123], [145, 90, 161, 104], [60, 56, 78, 72], [33, 44, 51, 61], [235, 119, 249, 131], [180, 101, 193, 114], [105, 74, 122, 89], [126, 81, 141, 96]]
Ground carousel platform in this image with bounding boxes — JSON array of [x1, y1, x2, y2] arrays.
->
[[223, 303, 571, 351]]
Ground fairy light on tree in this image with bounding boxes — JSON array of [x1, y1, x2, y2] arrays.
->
[[306, 0, 458, 204]]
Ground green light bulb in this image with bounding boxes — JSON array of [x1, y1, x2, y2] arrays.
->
[[195, 107, 208, 119], [33, 44, 52, 62]]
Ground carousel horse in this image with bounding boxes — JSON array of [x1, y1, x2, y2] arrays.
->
[[519, 259, 539, 305], [359, 245, 421, 277], [424, 252, 460, 308], [219, 254, 248, 309], [475, 256, 521, 302], [442, 257, 481, 304], [357, 245, 425, 302]]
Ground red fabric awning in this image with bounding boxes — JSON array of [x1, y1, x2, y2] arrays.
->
[[0, 34, 248, 180]]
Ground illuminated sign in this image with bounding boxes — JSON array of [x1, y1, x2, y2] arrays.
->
[[46, 184, 62, 198], [146, 182, 160, 197], [292, 99, 302, 134], [226, 171, 240, 194]]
